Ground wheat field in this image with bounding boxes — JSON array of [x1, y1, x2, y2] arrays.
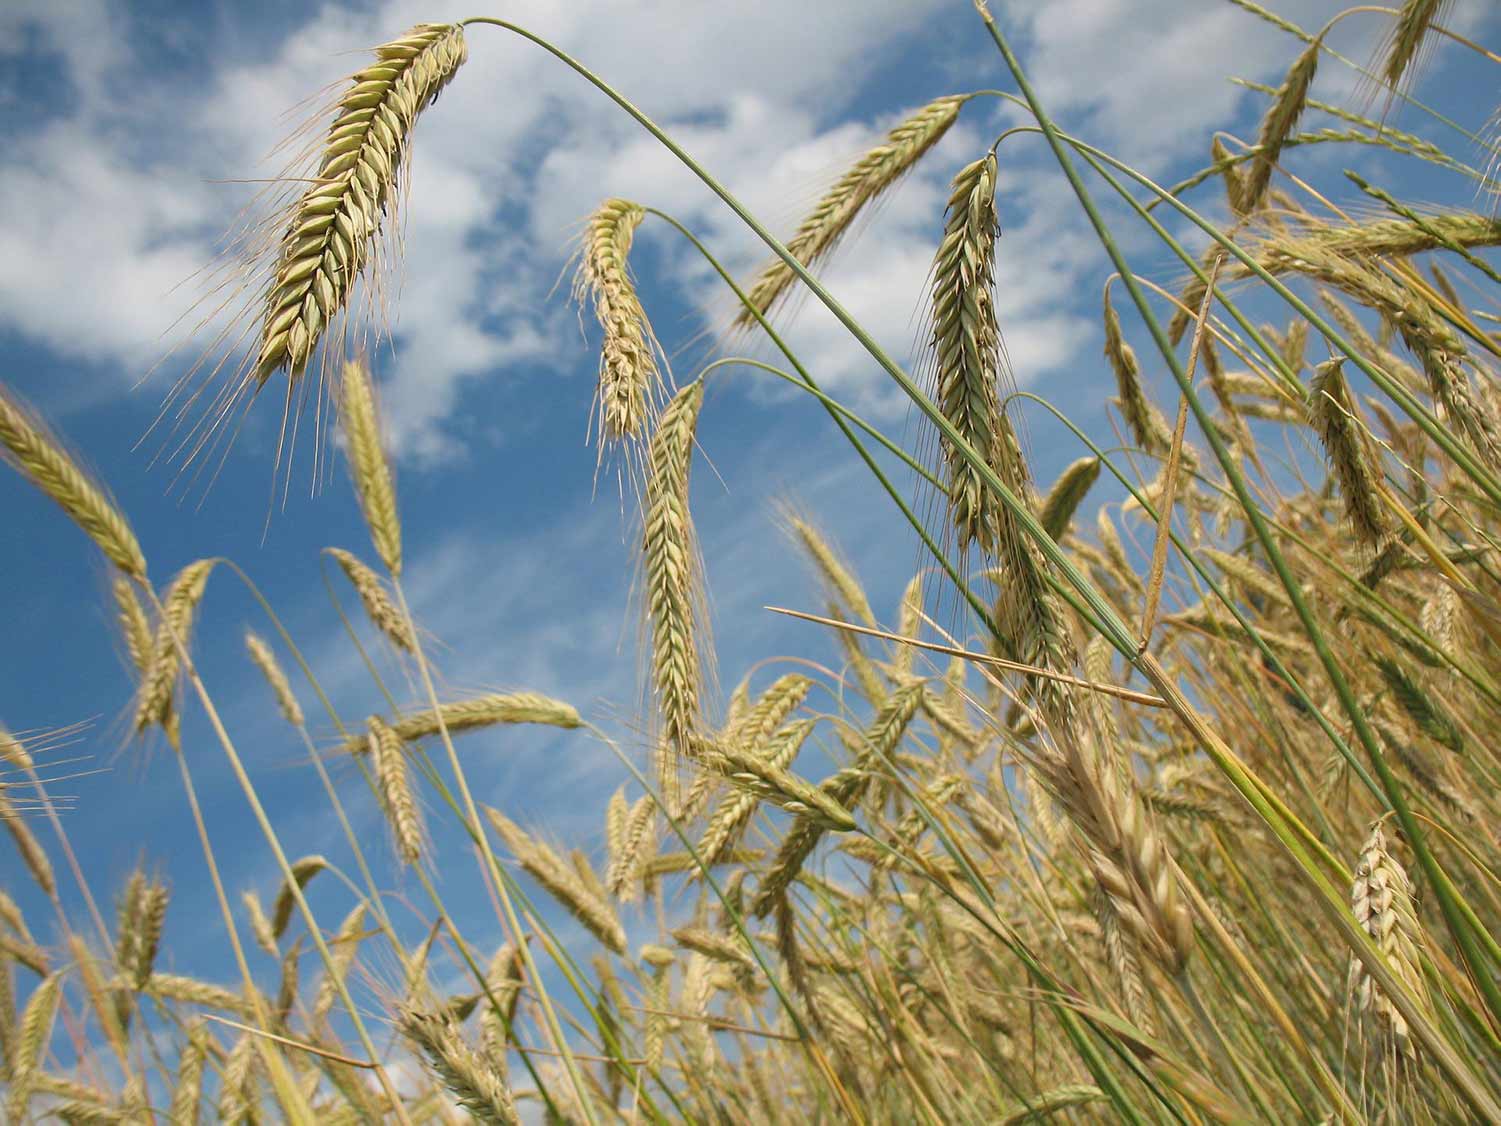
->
[[2, 1, 1501, 1122]]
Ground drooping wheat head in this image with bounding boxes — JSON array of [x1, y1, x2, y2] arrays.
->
[[736, 95, 964, 329], [575, 199, 664, 458], [255, 25, 468, 387], [1348, 822, 1429, 1063], [0, 385, 146, 579], [341, 691, 580, 756], [1242, 34, 1322, 211]]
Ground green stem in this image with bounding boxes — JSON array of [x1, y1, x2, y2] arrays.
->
[[974, 7, 1501, 1112]]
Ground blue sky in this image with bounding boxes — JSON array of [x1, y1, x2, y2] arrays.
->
[[1, 0, 1496, 1062]]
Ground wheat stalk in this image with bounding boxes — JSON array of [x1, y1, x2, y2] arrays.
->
[[340, 358, 402, 575], [255, 24, 468, 383], [0, 385, 146, 578], [737, 95, 964, 328]]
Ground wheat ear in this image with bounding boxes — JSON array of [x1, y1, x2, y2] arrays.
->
[[1349, 822, 1430, 1061], [644, 380, 708, 812], [342, 691, 580, 756], [256, 25, 468, 383], [1307, 359, 1391, 548], [1242, 35, 1321, 211], [1379, 0, 1452, 91], [575, 199, 663, 453], [271, 855, 329, 940], [327, 546, 416, 651], [485, 808, 625, 954], [6, 971, 60, 1120], [369, 716, 425, 865], [115, 870, 169, 990], [340, 358, 402, 575], [313, 902, 367, 1023], [1102, 285, 1171, 455], [696, 723, 809, 866], [244, 631, 305, 728], [133, 560, 216, 738], [169, 1022, 209, 1126], [752, 684, 922, 916], [0, 789, 55, 896], [928, 153, 1012, 554], [1038, 456, 1102, 541], [399, 1002, 520, 1125], [0, 385, 145, 578], [737, 95, 964, 328]]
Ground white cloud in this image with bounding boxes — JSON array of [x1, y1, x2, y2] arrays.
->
[[3, 0, 1493, 462]]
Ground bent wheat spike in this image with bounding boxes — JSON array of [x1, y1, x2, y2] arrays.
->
[[255, 24, 468, 383], [737, 95, 963, 328], [576, 199, 662, 451], [340, 359, 402, 575], [1038, 456, 1101, 541], [0, 385, 146, 579], [271, 855, 329, 939], [341, 692, 580, 756], [1380, 0, 1452, 91], [1243, 34, 1320, 211]]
